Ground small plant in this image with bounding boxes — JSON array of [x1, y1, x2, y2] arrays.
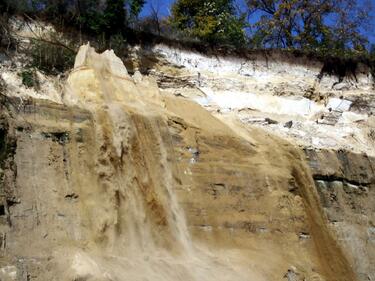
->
[[109, 34, 127, 56], [0, 77, 6, 93], [19, 69, 39, 89], [28, 31, 76, 75]]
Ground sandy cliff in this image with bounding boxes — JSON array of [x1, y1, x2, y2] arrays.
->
[[0, 44, 374, 281]]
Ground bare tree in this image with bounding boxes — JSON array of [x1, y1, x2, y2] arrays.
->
[[149, 0, 161, 35]]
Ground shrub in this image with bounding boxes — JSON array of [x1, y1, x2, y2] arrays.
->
[[28, 31, 75, 75], [0, 15, 17, 51], [0, 77, 6, 93], [19, 69, 40, 89], [108, 33, 127, 56]]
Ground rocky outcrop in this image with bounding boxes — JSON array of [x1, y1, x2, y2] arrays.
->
[[305, 149, 375, 281], [128, 44, 375, 156]]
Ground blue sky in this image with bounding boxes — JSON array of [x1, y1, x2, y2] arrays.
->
[[139, 0, 375, 45]]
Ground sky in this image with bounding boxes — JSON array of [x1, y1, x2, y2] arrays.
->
[[139, 0, 375, 45]]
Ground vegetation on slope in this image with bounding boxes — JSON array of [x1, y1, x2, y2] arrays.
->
[[0, 0, 374, 80]]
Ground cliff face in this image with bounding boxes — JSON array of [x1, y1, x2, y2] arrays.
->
[[305, 149, 375, 281], [0, 44, 374, 281]]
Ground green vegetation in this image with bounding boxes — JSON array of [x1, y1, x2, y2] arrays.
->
[[247, 0, 370, 51], [0, 0, 374, 76], [0, 77, 6, 93], [2, 0, 372, 51], [28, 32, 76, 75], [19, 69, 40, 89], [170, 0, 247, 47]]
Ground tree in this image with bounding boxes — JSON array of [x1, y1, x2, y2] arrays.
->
[[371, 44, 375, 56], [138, 0, 162, 34], [75, 0, 145, 34], [170, 0, 247, 47], [40, 0, 71, 17], [1, 0, 34, 14], [130, 0, 146, 19], [246, 0, 372, 53], [103, 0, 126, 33], [75, 0, 105, 34]]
